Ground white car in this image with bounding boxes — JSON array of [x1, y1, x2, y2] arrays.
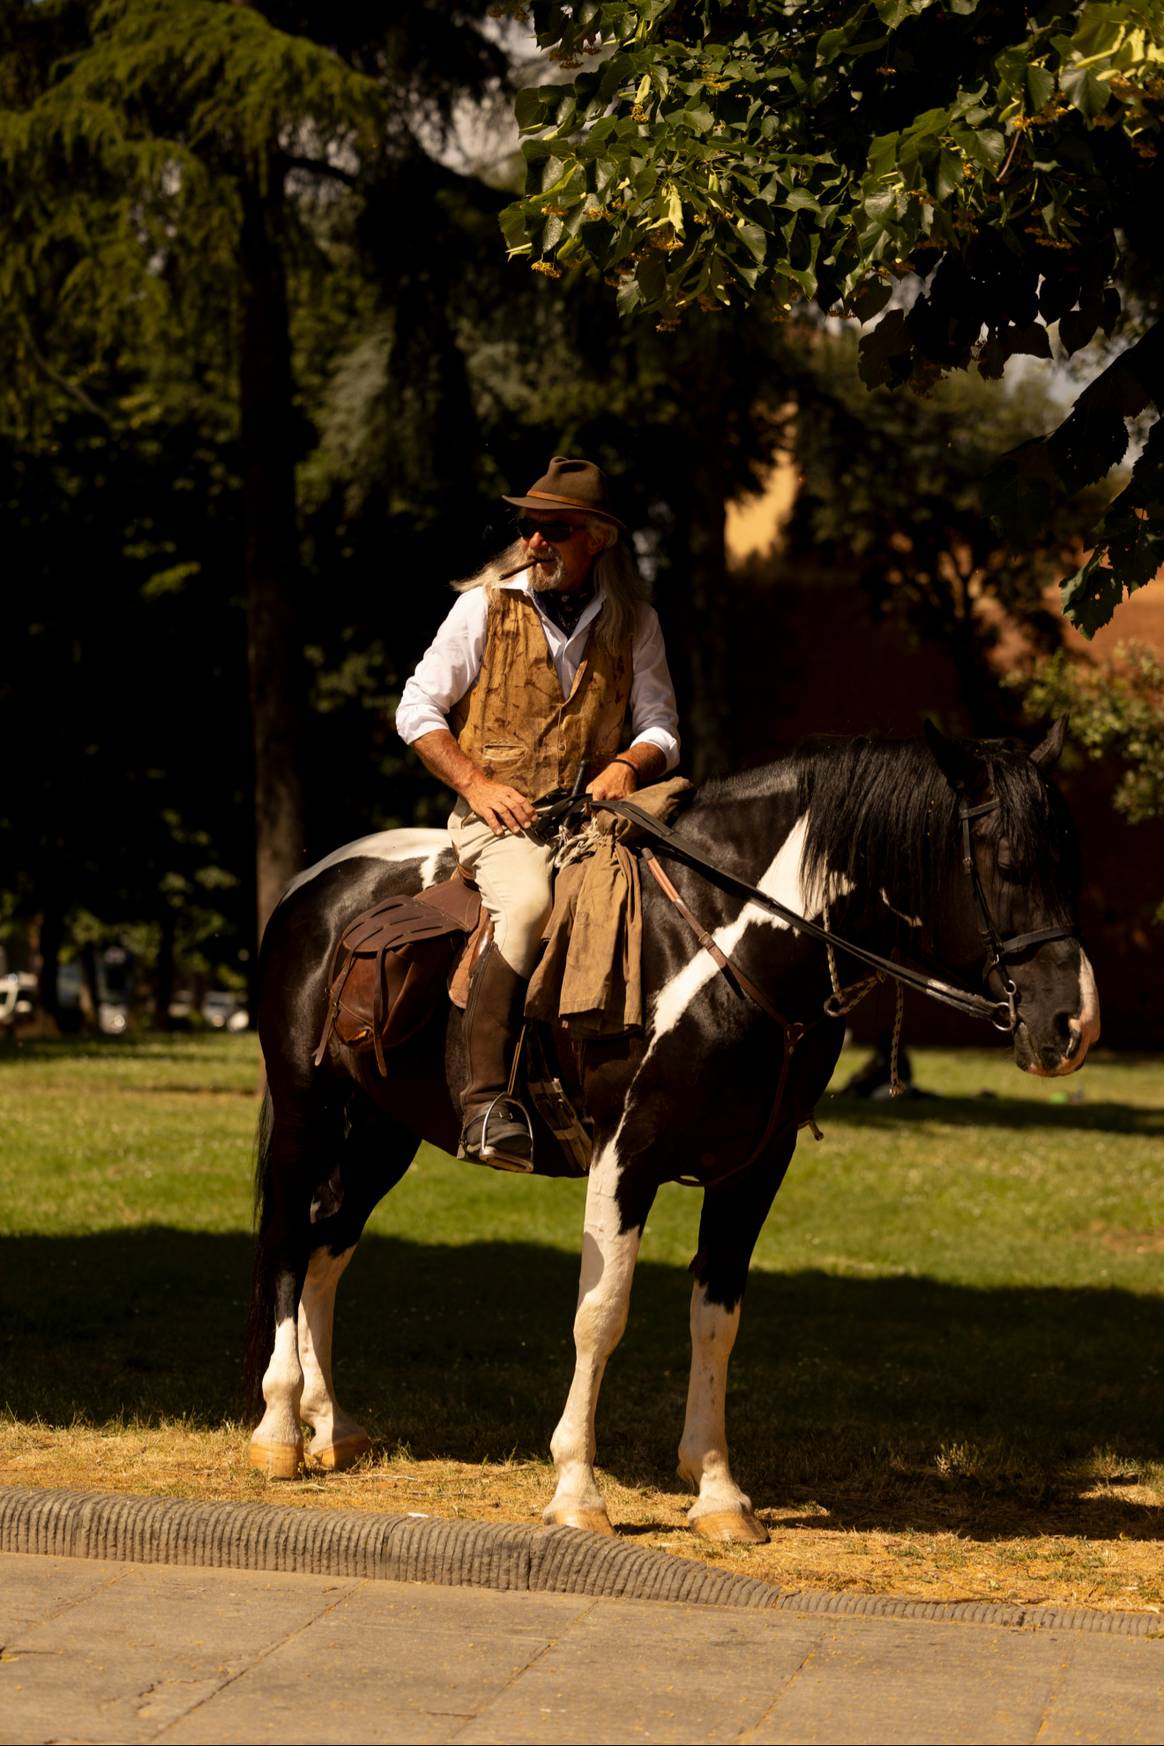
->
[[0, 972, 37, 1027]]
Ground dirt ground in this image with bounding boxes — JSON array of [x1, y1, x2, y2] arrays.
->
[[6, 1426, 1162, 1616]]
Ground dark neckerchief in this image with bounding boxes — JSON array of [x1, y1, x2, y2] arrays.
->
[[534, 578, 596, 637]]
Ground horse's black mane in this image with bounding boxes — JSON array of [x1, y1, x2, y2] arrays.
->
[[695, 735, 1079, 925], [801, 735, 1079, 922]]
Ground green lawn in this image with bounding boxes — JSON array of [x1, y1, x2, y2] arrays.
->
[[2, 1031, 1163, 1523]]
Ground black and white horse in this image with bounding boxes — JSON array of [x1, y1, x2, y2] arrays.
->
[[245, 725, 1099, 1542]]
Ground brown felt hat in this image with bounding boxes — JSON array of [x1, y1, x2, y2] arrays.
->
[[502, 455, 627, 533]]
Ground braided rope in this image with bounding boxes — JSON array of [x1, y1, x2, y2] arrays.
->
[[825, 901, 908, 1097], [889, 981, 906, 1097]]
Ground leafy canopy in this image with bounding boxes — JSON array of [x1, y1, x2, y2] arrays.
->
[[501, 1, 1164, 637], [1015, 643, 1164, 918]]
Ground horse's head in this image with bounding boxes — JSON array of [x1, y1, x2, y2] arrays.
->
[[925, 718, 1100, 1076]]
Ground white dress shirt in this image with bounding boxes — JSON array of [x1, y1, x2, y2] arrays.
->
[[396, 572, 681, 772]]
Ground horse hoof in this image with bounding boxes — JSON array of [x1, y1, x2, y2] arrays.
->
[[248, 1438, 304, 1481], [692, 1510, 769, 1545], [311, 1431, 373, 1472], [545, 1508, 616, 1536]]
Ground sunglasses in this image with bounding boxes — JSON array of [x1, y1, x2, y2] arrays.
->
[[516, 516, 585, 543]]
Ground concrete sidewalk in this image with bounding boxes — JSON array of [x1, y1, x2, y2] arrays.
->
[[2, 1553, 1162, 1745]]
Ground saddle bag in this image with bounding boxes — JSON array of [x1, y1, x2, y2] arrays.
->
[[313, 874, 482, 1075]]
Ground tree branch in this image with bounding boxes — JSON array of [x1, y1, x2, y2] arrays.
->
[[283, 153, 359, 189], [23, 332, 112, 428]]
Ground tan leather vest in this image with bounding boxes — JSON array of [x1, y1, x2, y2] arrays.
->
[[450, 588, 632, 800]]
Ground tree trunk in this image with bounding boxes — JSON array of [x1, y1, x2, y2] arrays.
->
[[238, 173, 305, 945], [153, 907, 176, 1032], [36, 907, 63, 1031], [79, 940, 100, 1030]]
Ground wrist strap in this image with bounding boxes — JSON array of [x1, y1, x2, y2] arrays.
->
[[611, 758, 639, 786]]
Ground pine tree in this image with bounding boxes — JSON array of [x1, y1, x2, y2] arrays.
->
[[0, 0, 505, 933]]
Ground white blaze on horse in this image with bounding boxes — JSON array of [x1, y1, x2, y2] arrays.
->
[[245, 721, 1098, 1541]]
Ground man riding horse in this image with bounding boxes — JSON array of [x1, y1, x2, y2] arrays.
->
[[395, 456, 680, 1169]]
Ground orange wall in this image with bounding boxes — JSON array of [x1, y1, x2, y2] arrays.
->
[[724, 487, 1164, 1048]]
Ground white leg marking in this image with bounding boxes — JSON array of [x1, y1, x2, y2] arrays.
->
[[677, 1285, 753, 1520], [545, 1140, 641, 1525], [252, 1311, 304, 1451], [298, 1246, 369, 1459], [648, 814, 832, 1053]]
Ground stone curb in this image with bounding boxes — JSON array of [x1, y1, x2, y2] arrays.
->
[[0, 1487, 774, 1609], [1, 1487, 1160, 1637], [772, 1587, 1164, 1637]]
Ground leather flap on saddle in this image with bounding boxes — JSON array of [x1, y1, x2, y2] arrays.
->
[[414, 872, 481, 932], [315, 872, 483, 1071], [523, 777, 696, 1042]]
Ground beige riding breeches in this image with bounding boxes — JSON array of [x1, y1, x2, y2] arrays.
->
[[448, 804, 556, 979]]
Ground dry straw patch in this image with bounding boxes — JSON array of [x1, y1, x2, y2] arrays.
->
[[5, 1427, 1162, 1614]]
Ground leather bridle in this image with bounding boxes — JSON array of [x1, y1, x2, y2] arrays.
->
[[585, 794, 1079, 1036], [958, 798, 1078, 1033]]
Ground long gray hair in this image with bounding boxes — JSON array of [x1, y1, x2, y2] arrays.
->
[[452, 519, 648, 656]]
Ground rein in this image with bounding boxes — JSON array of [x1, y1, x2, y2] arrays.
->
[[592, 795, 1077, 1033]]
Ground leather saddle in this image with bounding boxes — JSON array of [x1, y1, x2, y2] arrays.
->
[[312, 870, 593, 1176], [313, 872, 485, 1076]]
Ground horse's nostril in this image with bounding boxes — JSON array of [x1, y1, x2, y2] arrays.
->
[[1063, 1027, 1081, 1061]]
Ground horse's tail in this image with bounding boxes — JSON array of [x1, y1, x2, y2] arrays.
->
[[243, 1084, 277, 1417]]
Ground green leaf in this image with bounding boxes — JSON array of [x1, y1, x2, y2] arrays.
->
[[1060, 549, 1121, 638], [1026, 63, 1055, 111], [858, 307, 912, 388], [933, 148, 963, 200], [1061, 66, 1111, 121], [499, 202, 530, 248], [514, 85, 551, 132], [1058, 307, 1099, 356], [874, 0, 934, 26], [738, 220, 767, 263], [616, 275, 642, 317], [962, 128, 1006, 168], [637, 252, 667, 302], [847, 277, 894, 322], [1008, 322, 1052, 359]]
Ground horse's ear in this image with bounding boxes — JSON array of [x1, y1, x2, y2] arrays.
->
[[1030, 714, 1068, 770], [923, 718, 976, 793]]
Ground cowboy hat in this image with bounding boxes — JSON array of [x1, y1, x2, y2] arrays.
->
[[502, 455, 627, 533]]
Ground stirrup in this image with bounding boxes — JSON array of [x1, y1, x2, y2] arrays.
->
[[459, 1096, 535, 1174]]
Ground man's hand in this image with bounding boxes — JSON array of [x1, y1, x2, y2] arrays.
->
[[586, 760, 639, 803], [463, 773, 538, 837]]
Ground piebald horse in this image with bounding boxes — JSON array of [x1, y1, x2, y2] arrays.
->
[[245, 723, 1099, 1542]]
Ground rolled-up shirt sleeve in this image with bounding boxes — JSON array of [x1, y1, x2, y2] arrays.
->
[[628, 605, 681, 773], [395, 589, 488, 745]]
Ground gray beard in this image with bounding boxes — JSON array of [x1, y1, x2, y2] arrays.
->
[[529, 554, 566, 590]]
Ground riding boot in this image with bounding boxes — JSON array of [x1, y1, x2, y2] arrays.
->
[[458, 941, 535, 1171]]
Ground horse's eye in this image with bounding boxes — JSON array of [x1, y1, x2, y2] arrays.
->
[[996, 861, 1021, 883]]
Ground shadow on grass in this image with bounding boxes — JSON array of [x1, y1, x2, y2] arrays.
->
[[4, 1226, 1163, 1542], [824, 1093, 1164, 1137]]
